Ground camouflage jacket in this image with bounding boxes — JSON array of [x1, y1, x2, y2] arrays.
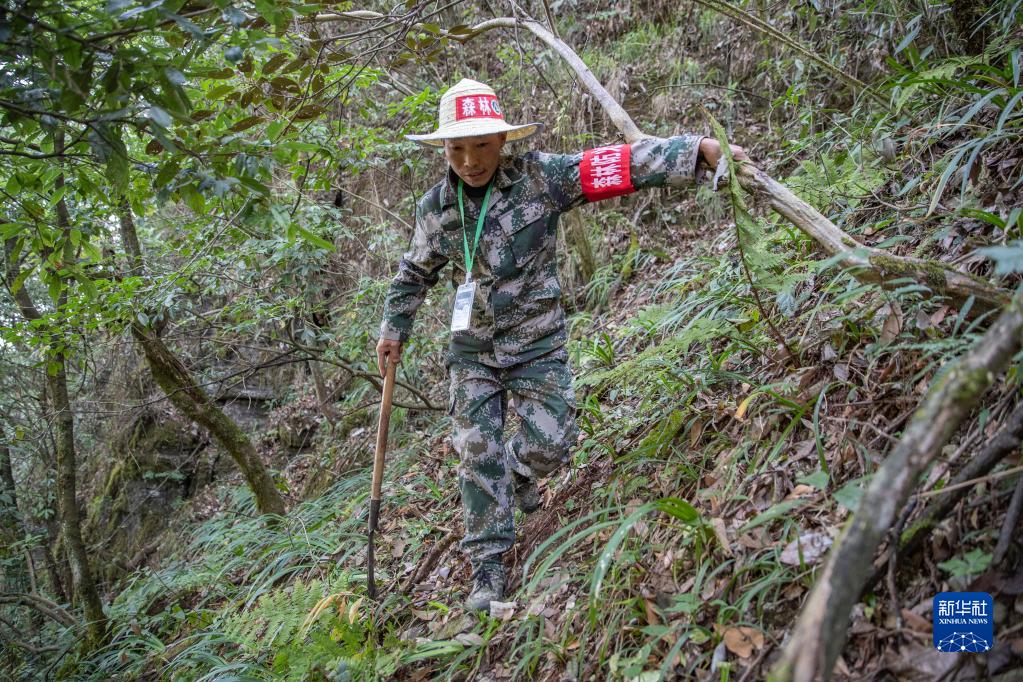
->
[[380, 134, 703, 367]]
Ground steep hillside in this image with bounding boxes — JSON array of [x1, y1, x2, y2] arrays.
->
[[1, 1, 1022, 680]]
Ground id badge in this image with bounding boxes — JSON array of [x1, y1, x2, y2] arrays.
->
[[450, 281, 476, 332]]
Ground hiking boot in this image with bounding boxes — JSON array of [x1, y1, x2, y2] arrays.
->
[[465, 562, 505, 612], [514, 472, 540, 513]]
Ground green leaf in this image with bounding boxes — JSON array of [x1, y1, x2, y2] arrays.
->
[[937, 549, 992, 578], [238, 175, 270, 196], [739, 499, 808, 533], [927, 144, 970, 216], [978, 242, 1023, 275], [147, 106, 173, 128], [103, 126, 129, 194], [295, 225, 334, 251], [798, 469, 830, 490], [833, 475, 870, 512], [180, 184, 205, 213], [155, 159, 180, 188], [655, 497, 701, 524], [47, 276, 61, 304], [11, 261, 34, 295], [164, 67, 186, 85], [0, 222, 24, 239], [75, 271, 97, 299], [591, 502, 657, 600]]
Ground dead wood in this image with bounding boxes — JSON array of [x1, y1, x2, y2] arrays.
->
[[404, 530, 462, 592], [864, 402, 1023, 593], [770, 287, 1023, 681], [994, 468, 1023, 565], [736, 165, 1008, 311]]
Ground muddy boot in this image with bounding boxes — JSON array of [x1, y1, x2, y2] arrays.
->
[[465, 561, 506, 612], [513, 472, 540, 513]]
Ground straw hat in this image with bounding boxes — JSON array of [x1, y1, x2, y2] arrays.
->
[[406, 78, 543, 146]]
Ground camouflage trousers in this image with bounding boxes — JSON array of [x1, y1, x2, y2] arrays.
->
[[448, 351, 577, 567]]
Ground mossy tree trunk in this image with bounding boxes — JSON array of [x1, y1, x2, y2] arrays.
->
[[51, 138, 107, 648], [2, 131, 107, 648], [46, 353, 107, 647], [116, 201, 286, 516]]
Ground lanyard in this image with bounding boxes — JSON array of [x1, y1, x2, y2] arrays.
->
[[456, 176, 494, 283]]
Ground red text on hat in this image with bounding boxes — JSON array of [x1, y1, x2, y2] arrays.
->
[[580, 144, 634, 202], [455, 95, 504, 121]]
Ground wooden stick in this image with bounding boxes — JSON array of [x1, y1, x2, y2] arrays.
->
[[372, 360, 397, 503], [367, 359, 397, 600]]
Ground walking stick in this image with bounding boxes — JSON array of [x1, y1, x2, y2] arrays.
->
[[367, 358, 397, 600]]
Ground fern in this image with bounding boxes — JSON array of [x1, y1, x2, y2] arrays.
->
[[222, 578, 327, 653]]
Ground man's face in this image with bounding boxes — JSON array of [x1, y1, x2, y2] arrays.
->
[[444, 133, 506, 187]]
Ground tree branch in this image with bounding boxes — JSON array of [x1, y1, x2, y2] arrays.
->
[[0, 593, 76, 628], [770, 287, 1023, 681]]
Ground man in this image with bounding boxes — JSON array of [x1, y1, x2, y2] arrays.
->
[[377, 78, 745, 611]]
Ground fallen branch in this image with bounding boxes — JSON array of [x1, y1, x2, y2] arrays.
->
[[0, 592, 76, 628], [736, 165, 1008, 311], [770, 287, 1023, 681], [995, 469, 1023, 565], [862, 402, 1023, 594], [403, 530, 462, 592]]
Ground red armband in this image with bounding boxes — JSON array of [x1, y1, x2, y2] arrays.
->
[[580, 144, 634, 202]]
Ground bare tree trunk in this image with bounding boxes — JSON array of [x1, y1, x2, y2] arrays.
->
[[116, 200, 286, 516], [769, 287, 1023, 681]]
